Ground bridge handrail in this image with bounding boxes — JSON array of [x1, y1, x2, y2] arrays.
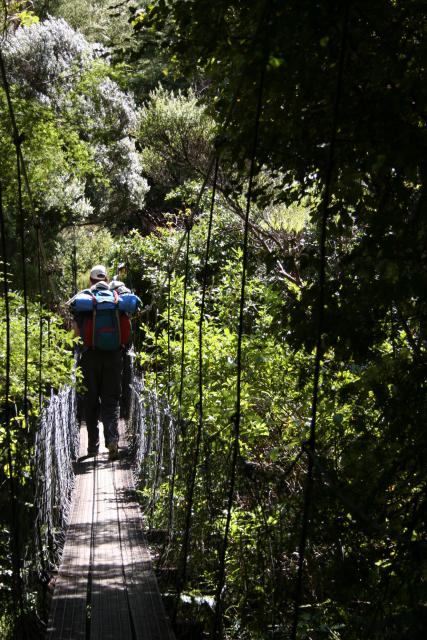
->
[[33, 385, 79, 573], [127, 376, 176, 512]]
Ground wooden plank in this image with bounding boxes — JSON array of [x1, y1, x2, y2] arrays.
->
[[89, 456, 134, 639], [47, 419, 92, 640], [47, 420, 176, 640], [115, 463, 176, 640]]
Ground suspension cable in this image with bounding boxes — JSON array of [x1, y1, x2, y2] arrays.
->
[[13, 137, 30, 433], [177, 220, 192, 420], [0, 46, 46, 422], [156, 0, 275, 292], [212, 26, 269, 638], [291, 3, 350, 638], [1, 44, 47, 629], [178, 158, 220, 599], [167, 269, 172, 402], [0, 180, 24, 634], [0, 47, 57, 299], [174, 219, 192, 600]]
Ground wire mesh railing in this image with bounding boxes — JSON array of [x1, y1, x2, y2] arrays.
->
[[127, 375, 176, 523], [33, 385, 79, 574]]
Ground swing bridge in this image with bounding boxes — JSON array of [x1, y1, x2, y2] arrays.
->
[[35, 374, 178, 640], [0, 9, 355, 637]]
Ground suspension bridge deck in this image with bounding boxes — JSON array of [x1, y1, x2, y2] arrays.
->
[[47, 420, 175, 640]]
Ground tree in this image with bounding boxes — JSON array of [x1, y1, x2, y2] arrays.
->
[[34, 0, 134, 51], [137, 86, 215, 218], [3, 16, 149, 226], [0, 16, 149, 292], [128, 1, 427, 637]]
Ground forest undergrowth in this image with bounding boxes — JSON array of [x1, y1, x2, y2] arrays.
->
[[1, 1, 426, 639]]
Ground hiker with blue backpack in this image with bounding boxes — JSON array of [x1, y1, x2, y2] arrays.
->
[[70, 265, 140, 460]]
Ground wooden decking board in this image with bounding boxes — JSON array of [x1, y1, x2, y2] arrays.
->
[[47, 421, 175, 640], [46, 426, 93, 640], [116, 465, 176, 640], [90, 457, 134, 639]]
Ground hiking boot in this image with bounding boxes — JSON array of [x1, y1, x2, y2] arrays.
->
[[107, 442, 119, 461]]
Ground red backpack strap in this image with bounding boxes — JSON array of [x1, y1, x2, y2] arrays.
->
[[112, 290, 121, 346]]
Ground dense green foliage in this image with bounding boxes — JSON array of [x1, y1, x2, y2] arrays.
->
[[0, 12, 148, 296], [0, 0, 426, 638], [123, 1, 426, 637], [118, 203, 426, 638], [0, 293, 77, 405], [0, 292, 78, 636], [138, 86, 215, 217]]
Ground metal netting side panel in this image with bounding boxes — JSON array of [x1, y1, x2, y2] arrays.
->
[[127, 376, 147, 469], [33, 393, 55, 572], [53, 387, 78, 531], [33, 386, 78, 572], [127, 376, 176, 510]]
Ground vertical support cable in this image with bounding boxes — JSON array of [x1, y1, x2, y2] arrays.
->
[[168, 223, 191, 547], [291, 4, 349, 638], [199, 157, 219, 518], [178, 159, 220, 598], [71, 224, 78, 297], [34, 192, 48, 608], [154, 305, 159, 393], [177, 223, 192, 419], [166, 269, 177, 538], [0, 181, 24, 634], [167, 270, 172, 402], [174, 222, 192, 599], [36, 221, 44, 410], [198, 157, 219, 450], [213, 36, 268, 639], [15, 138, 30, 433]]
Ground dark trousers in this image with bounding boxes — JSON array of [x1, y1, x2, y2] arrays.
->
[[79, 348, 123, 449]]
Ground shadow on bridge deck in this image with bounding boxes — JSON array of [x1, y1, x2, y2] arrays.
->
[[46, 420, 175, 640]]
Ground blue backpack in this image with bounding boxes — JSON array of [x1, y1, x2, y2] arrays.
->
[[71, 289, 140, 350]]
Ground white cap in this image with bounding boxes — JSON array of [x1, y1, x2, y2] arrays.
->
[[90, 264, 107, 281]]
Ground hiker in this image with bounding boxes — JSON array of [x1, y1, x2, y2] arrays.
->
[[109, 279, 131, 295], [70, 264, 139, 460]]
